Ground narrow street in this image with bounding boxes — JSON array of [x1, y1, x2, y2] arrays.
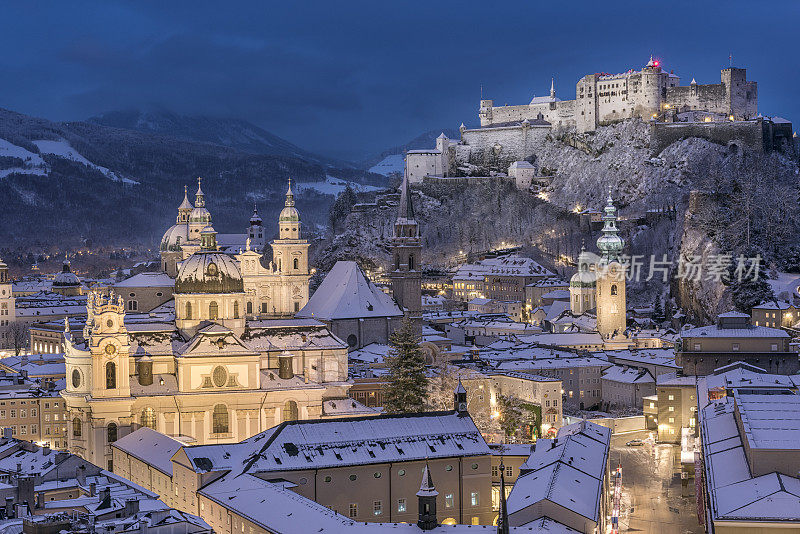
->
[[610, 431, 704, 534]]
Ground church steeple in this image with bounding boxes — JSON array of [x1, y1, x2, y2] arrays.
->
[[416, 463, 438, 531], [497, 456, 510, 534], [389, 173, 423, 332], [194, 177, 205, 208], [596, 194, 624, 263], [177, 185, 193, 223], [550, 77, 556, 99]]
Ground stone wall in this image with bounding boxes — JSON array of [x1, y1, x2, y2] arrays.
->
[[666, 84, 728, 115], [649, 119, 767, 155], [455, 125, 549, 172]]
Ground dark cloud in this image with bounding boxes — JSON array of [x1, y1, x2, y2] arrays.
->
[[1, 0, 798, 160]]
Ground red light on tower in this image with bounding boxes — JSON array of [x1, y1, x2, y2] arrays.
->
[[653, 60, 660, 67]]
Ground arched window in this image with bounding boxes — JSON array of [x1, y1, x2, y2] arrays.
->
[[185, 301, 192, 320], [71, 368, 81, 389], [283, 400, 298, 422], [246, 301, 253, 315], [233, 301, 240, 319], [141, 407, 156, 430], [293, 258, 299, 270], [209, 301, 219, 320], [409, 255, 415, 271], [107, 423, 117, 443], [394, 254, 400, 270], [611, 284, 618, 296], [212, 404, 229, 434], [73, 418, 82, 437], [105, 362, 116, 389]]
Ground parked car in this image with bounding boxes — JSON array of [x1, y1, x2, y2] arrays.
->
[[626, 439, 644, 447]]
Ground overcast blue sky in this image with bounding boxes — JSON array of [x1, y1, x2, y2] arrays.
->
[[2, 1, 798, 160]]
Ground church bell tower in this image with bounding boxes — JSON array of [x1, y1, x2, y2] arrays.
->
[[595, 195, 627, 339], [389, 173, 423, 334]]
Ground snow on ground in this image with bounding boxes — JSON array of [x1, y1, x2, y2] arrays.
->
[[0, 138, 48, 178], [33, 139, 139, 184], [295, 175, 380, 196], [368, 154, 404, 176], [768, 271, 800, 300]]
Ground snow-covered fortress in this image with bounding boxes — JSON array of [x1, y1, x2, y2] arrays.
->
[[480, 57, 757, 133], [405, 57, 788, 184]]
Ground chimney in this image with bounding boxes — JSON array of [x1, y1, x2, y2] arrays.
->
[[42, 445, 51, 456], [5, 497, 13, 518], [16, 477, 35, 513], [278, 352, 294, 380], [76, 465, 86, 486], [416, 463, 439, 531], [124, 499, 139, 516], [36, 490, 44, 510], [89, 482, 97, 496]]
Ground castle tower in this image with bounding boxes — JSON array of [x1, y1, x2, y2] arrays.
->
[[63, 290, 134, 468], [0, 257, 15, 350], [271, 179, 311, 315], [416, 463, 439, 531], [595, 196, 627, 339], [389, 173, 423, 334], [569, 245, 597, 315]]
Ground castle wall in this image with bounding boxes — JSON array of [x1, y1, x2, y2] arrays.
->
[[649, 119, 767, 155], [666, 84, 727, 115], [456, 125, 549, 170]]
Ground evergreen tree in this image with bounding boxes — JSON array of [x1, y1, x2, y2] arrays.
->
[[382, 318, 428, 413], [653, 296, 664, 322]]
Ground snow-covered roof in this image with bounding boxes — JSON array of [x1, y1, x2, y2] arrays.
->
[[243, 411, 489, 473], [517, 332, 604, 347], [607, 349, 679, 370], [601, 365, 654, 384], [296, 261, 402, 320], [114, 272, 175, 288], [508, 421, 610, 523], [681, 324, 789, 338], [112, 427, 184, 475], [453, 255, 553, 281]]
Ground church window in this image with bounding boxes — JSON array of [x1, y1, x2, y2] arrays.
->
[[212, 404, 229, 434], [294, 301, 300, 313], [141, 407, 156, 429], [409, 255, 415, 271], [261, 302, 269, 314], [71, 369, 81, 388], [293, 258, 298, 270], [283, 400, 298, 422], [107, 422, 117, 443], [185, 302, 192, 320], [233, 301, 240, 319], [246, 301, 253, 315], [127, 300, 138, 311], [212, 366, 228, 388], [72, 418, 81, 437], [209, 301, 219, 320], [106, 362, 116, 389], [394, 254, 400, 270], [611, 285, 618, 296]]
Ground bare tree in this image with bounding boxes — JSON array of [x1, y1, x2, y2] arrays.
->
[[427, 362, 500, 439], [8, 321, 29, 356]]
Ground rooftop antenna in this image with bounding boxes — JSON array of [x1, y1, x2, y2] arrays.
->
[[729, 53, 733, 67], [480, 84, 483, 100]]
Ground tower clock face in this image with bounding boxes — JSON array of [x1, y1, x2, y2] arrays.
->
[[104, 344, 116, 355]]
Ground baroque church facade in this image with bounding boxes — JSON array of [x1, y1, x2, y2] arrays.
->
[[63, 180, 353, 470]]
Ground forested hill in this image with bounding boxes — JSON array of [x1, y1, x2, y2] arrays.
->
[[0, 108, 382, 249]]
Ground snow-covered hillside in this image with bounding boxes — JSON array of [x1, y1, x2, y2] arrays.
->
[[32, 139, 139, 184], [295, 175, 382, 196], [368, 154, 404, 176]]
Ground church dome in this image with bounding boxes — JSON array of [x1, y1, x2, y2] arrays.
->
[[570, 249, 597, 287], [161, 224, 190, 251], [279, 205, 300, 223], [190, 206, 211, 224], [53, 262, 80, 287], [175, 252, 243, 294]]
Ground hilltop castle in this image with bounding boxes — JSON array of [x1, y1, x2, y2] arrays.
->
[[404, 57, 790, 184], [480, 57, 757, 133]]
